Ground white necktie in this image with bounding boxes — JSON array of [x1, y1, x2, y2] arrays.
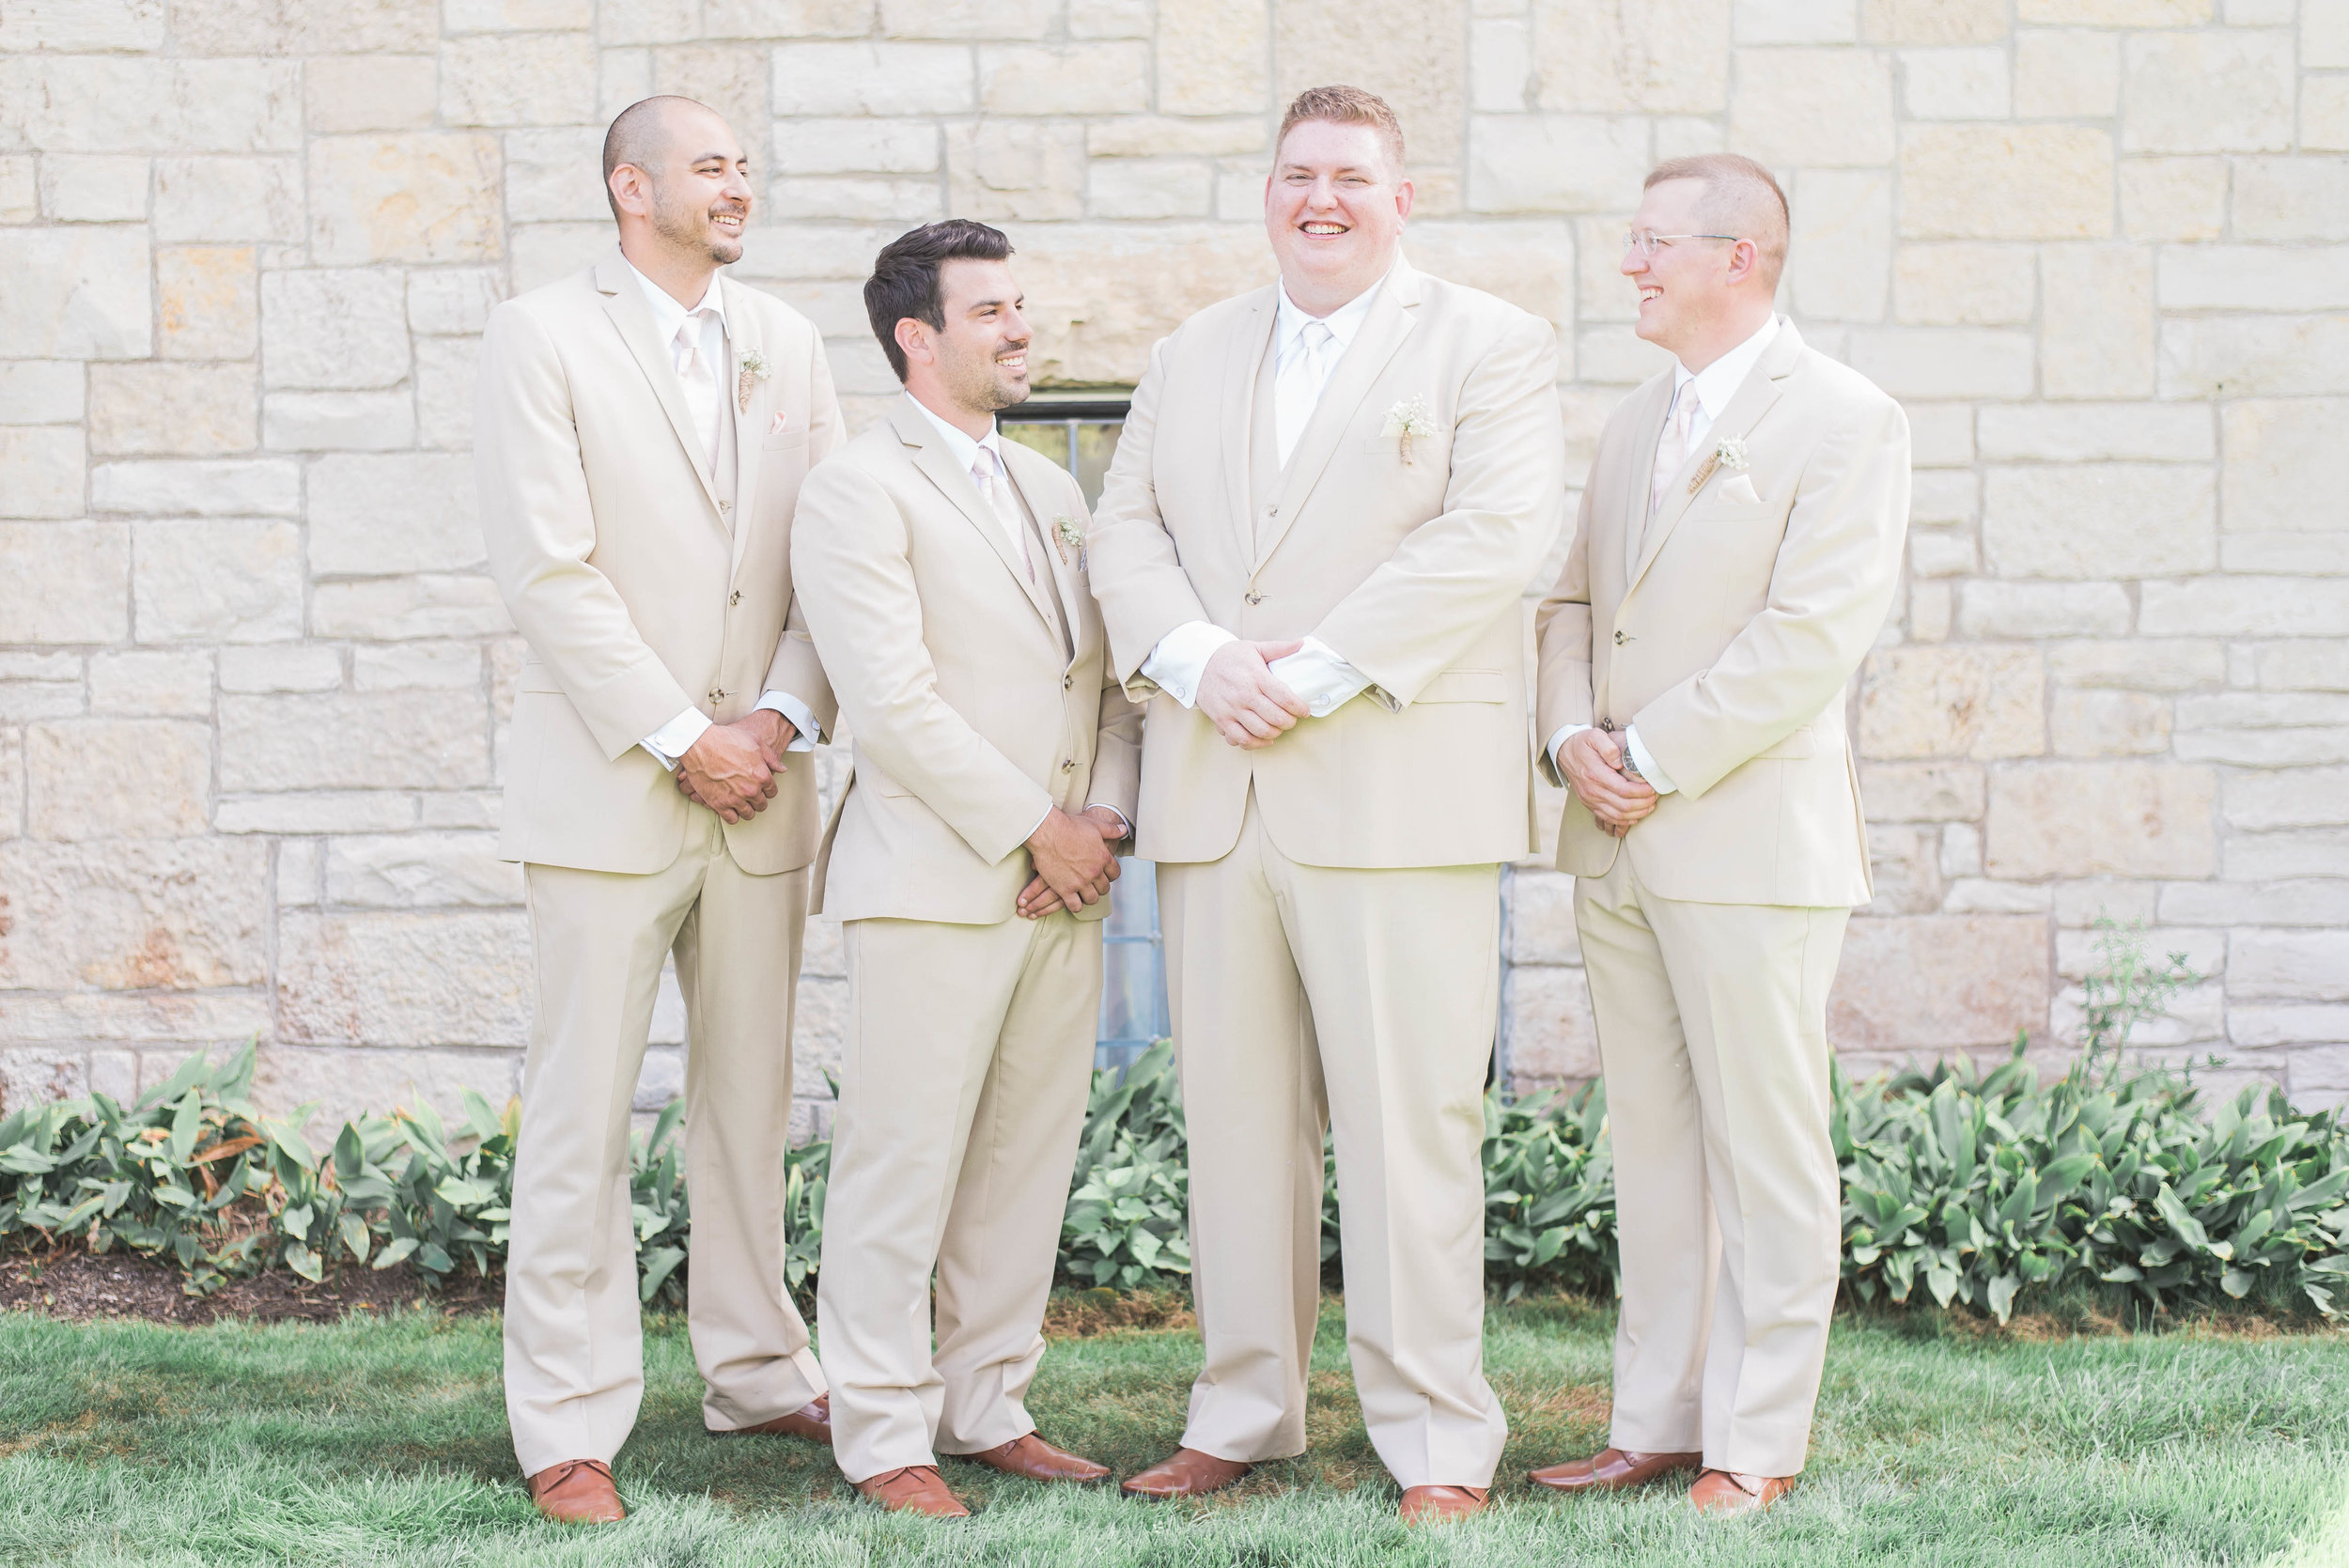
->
[[673, 310, 722, 471], [1647, 380, 1700, 523], [1274, 318, 1337, 468], [972, 446, 1034, 581]]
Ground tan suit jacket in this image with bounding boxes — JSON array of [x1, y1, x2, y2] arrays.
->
[[476, 248, 843, 877], [792, 397, 1143, 925], [1533, 319, 1910, 908], [1087, 261, 1565, 869]]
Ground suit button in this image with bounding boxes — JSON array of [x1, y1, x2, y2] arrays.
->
[[1613, 630, 1627, 645], [709, 688, 728, 703], [729, 590, 741, 606], [1245, 592, 1263, 605], [1061, 758, 1075, 772], [1267, 505, 1279, 518], [1062, 674, 1072, 690], [718, 500, 731, 515]]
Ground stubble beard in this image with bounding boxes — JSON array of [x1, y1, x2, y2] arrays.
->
[[650, 183, 744, 268]]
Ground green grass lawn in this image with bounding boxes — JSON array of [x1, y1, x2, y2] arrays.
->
[[1, 1294, 2344, 1566]]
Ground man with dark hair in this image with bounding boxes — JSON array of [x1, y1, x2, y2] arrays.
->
[[1528, 152, 1908, 1514], [473, 95, 841, 1524], [791, 219, 1142, 1517], [1086, 86, 1565, 1521]]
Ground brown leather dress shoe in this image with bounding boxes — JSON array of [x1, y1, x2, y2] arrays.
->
[[525, 1458, 625, 1524], [1120, 1447, 1253, 1498], [723, 1394, 832, 1445], [1399, 1484, 1487, 1524], [1529, 1447, 1703, 1494], [962, 1432, 1111, 1483], [855, 1465, 972, 1517], [1688, 1469, 1795, 1514]]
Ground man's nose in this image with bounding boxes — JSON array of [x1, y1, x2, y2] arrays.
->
[[723, 167, 754, 207], [1003, 305, 1032, 344]]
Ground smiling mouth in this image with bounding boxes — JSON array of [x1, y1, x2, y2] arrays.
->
[[996, 351, 1028, 372], [711, 210, 744, 233], [1640, 287, 1662, 303], [1299, 222, 1347, 236]]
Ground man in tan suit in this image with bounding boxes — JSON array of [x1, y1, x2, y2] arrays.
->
[[474, 97, 841, 1523], [1085, 86, 1564, 1523], [1527, 155, 1909, 1514], [791, 220, 1143, 1518]]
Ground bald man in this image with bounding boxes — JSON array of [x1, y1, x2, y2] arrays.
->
[[1527, 154, 1909, 1514], [475, 96, 844, 1523]]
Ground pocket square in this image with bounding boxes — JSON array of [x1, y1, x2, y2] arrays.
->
[[769, 411, 789, 436], [1721, 473, 1762, 504]]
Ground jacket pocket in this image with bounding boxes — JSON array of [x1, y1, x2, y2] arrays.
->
[[762, 428, 810, 455], [1416, 668, 1508, 704]]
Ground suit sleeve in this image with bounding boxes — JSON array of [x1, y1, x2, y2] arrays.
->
[[1083, 334, 1213, 693], [762, 322, 846, 738], [474, 301, 696, 760], [1531, 478, 1599, 788], [1308, 312, 1567, 706], [791, 456, 1054, 864], [1631, 394, 1911, 799]]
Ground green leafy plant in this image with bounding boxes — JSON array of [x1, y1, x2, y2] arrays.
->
[[1058, 1040, 1191, 1289]]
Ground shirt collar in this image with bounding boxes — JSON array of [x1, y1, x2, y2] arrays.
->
[[1672, 312, 1780, 420], [624, 256, 728, 346], [905, 391, 1002, 474], [1274, 260, 1394, 358]]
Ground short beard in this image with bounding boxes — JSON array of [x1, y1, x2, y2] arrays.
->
[[947, 349, 1029, 416], [649, 178, 743, 266]]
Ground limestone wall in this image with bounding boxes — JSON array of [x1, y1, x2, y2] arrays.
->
[[1, 0, 2343, 1129]]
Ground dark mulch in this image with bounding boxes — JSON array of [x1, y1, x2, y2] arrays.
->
[[0, 1247, 503, 1327]]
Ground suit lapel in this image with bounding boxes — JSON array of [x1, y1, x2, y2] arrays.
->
[[593, 251, 723, 521], [1220, 291, 1275, 569], [723, 276, 764, 582], [1003, 442, 1081, 659], [1256, 264, 1421, 570], [892, 399, 1063, 635], [1624, 320, 1804, 601]]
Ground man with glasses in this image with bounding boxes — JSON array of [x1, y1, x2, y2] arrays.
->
[[1527, 154, 1911, 1514]]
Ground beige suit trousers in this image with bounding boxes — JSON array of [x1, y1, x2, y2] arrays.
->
[[1159, 792, 1508, 1488], [817, 911, 1101, 1483], [506, 811, 824, 1477], [1573, 852, 1848, 1478]]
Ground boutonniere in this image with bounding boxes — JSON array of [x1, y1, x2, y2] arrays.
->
[[1052, 513, 1085, 567], [1687, 436, 1750, 495], [1381, 396, 1440, 468], [736, 348, 769, 413]]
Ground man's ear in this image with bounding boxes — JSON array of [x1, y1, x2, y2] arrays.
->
[[894, 317, 930, 368], [609, 164, 650, 219]]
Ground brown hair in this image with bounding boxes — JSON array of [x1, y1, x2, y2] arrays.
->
[[1643, 153, 1790, 288], [1277, 85, 1406, 174]]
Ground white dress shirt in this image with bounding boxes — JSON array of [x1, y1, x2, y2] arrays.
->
[[1546, 312, 1784, 796], [903, 391, 1131, 844], [1139, 271, 1394, 722], [623, 257, 821, 768]]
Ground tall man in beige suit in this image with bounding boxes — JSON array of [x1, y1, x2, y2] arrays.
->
[[792, 221, 1143, 1519], [1086, 87, 1565, 1523], [1528, 155, 1909, 1514], [474, 97, 841, 1523]]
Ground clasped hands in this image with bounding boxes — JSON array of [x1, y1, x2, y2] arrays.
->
[[1197, 638, 1310, 751], [672, 708, 793, 823], [1559, 728, 1657, 839], [1017, 805, 1128, 919]]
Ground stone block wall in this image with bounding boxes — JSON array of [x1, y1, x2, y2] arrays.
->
[[1, 0, 2344, 1130]]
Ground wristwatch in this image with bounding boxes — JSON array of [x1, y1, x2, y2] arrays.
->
[[1617, 731, 1644, 783]]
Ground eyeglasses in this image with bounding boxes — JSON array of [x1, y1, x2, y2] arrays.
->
[[1624, 230, 1741, 257]]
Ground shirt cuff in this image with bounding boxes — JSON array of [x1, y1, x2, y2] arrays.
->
[[1546, 722, 1592, 776], [1137, 620, 1237, 708], [755, 690, 820, 752], [1083, 803, 1133, 840], [641, 706, 712, 768], [1624, 726, 1677, 795], [1265, 637, 1369, 718]]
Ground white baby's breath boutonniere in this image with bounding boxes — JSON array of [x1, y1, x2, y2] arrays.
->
[[1381, 396, 1440, 468], [736, 348, 770, 412], [1688, 435, 1751, 496], [1052, 513, 1085, 567]]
